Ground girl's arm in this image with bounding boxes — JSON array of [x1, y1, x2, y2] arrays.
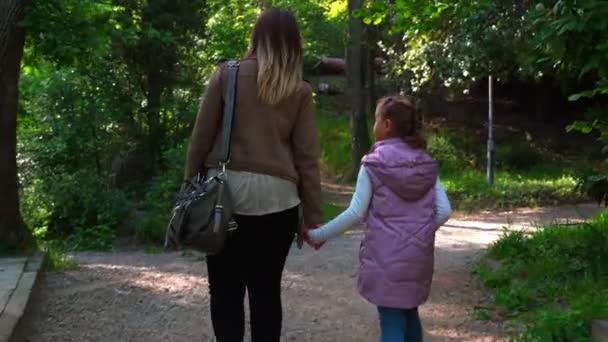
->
[[434, 179, 452, 226], [309, 173, 452, 243], [308, 166, 373, 243]]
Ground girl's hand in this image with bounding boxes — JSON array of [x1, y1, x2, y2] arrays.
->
[[304, 225, 325, 250]]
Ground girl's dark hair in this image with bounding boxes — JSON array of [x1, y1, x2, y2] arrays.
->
[[376, 96, 426, 149]]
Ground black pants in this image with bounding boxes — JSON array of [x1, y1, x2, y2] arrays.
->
[[206, 206, 298, 342]]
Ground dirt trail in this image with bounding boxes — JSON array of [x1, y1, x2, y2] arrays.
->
[[17, 203, 602, 342]]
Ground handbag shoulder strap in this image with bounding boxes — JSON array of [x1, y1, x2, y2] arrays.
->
[[218, 60, 240, 165]]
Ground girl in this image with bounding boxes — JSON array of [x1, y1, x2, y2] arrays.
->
[[307, 96, 451, 342]]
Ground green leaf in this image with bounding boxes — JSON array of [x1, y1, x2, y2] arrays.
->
[[569, 87, 608, 101], [568, 93, 586, 102], [566, 121, 594, 134], [578, 60, 599, 80], [352, 8, 366, 18]]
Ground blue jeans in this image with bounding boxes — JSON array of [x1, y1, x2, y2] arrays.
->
[[377, 306, 423, 342]]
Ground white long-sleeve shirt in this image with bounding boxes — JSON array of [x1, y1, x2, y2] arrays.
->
[[308, 166, 452, 243]]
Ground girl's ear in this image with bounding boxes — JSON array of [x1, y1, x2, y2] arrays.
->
[[384, 118, 393, 131]]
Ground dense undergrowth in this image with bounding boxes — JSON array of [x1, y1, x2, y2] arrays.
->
[[474, 212, 608, 341]]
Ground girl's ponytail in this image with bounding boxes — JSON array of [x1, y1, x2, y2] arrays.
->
[[376, 96, 426, 149]]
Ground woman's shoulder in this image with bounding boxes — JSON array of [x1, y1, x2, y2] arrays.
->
[[295, 80, 313, 98], [212, 58, 255, 76], [236, 58, 258, 75]]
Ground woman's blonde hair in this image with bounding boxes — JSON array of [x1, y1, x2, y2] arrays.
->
[[246, 9, 303, 105]]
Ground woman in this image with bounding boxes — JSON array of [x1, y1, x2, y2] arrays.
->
[[183, 9, 323, 342]]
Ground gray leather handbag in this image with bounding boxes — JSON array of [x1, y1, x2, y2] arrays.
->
[[164, 61, 240, 255]]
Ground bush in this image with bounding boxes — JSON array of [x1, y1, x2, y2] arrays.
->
[[495, 142, 544, 171], [42, 241, 79, 271], [136, 143, 186, 244], [427, 134, 466, 172], [136, 215, 169, 245], [487, 230, 527, 261], [21, 170, 129, 245], [427, 130, 477, 173], [66, 225, 115, 251], [474, 212, 608, 341], [578, 174, 608, 206], [317, 109, 355, 180]]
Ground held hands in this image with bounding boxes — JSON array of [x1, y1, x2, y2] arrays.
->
[[303, 225, 325, 250]]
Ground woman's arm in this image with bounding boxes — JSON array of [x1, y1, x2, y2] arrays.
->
[[291, 84, 323, 227], [183, 66, 224, 181], [434, 179, 452, 227], [308, 166, 373, 243]]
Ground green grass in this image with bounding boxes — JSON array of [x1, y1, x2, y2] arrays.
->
[[322, 202, 344, 221], [317, 108, 356, 181], [43, 242, 79, 271], [31, 226, 78, 271], [144, 245, 163, 254], [442, 169, 582, 211], [473, 212, 608, 341]]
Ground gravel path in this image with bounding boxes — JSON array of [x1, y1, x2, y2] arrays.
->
[[16, 204, 602, 342]]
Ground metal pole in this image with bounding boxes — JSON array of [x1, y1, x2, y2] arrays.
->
[[487, 75, 495, 186]]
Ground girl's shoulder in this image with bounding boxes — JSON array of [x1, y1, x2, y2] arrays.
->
[[363, 141, 436, 169]]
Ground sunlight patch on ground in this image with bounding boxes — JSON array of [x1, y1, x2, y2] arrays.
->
[[83, 263, 208, 296]]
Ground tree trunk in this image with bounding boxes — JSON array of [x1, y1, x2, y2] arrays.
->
[[0, 0, 32, 250], [347, 0, 371, 179], [363, 25, 377, 118], [146, 70, 164, 160]]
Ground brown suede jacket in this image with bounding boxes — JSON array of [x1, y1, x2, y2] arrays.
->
[[184, 58, 323, 227]]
